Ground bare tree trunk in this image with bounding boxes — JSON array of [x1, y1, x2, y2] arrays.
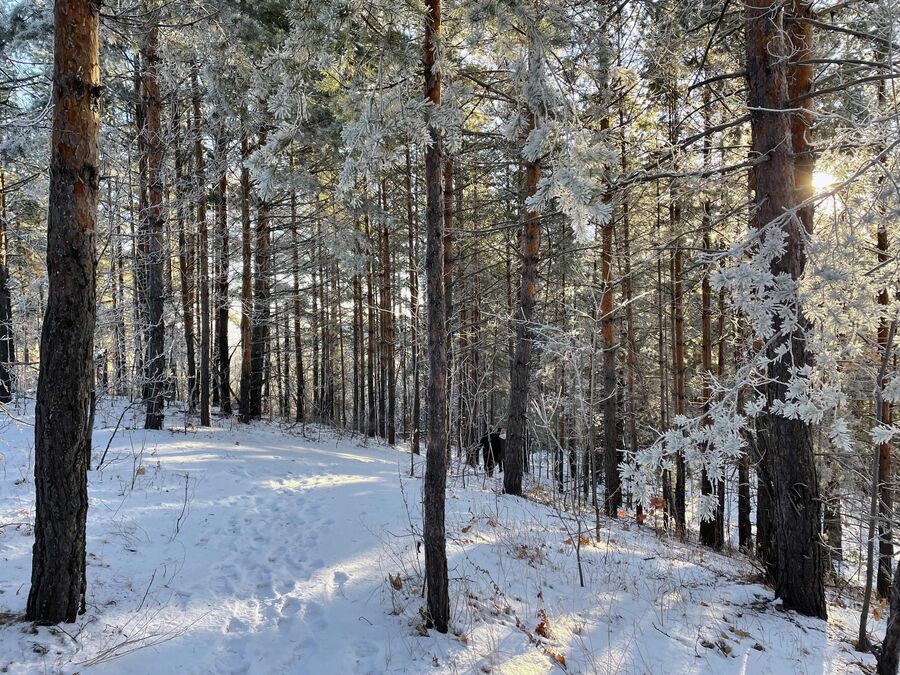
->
[[423, 0, 449, 633], [215, 124, 230, 414], [879, 558, 900, 674], [27, 0, 100, 623], [238, 134, 253, 423], [142, 24, 165, 431], [671, 235, 686, 532], [249, 127, 271, 420], [406, 148, 421, 455], [192, 67, 211, 426], [173, 102, 197, 411], [747, 0, 826, 618], [505, 107, 541, 498], [291, 176, 305, 423], [601, 208, 619, 517], [380, 184, 396, 444], [0, 165, 13, 403], [365, 215, 376, 437]]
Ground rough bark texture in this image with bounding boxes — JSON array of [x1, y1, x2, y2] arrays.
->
[[142, 24, 165, 431], [671, 239, 686, 532], [746, 0, 826, 619], [505, 111, 540, 498], [238, 134, 253, 423], [193, 67, 211, 426], [27, 0, 100, 624], [215, 126, 230, 415], [879, 559, 900, 674], [698, 217, 723, 548], [0, 166, 13, 403], [249, 127, 271, 420], [406, 148, 421, 455], [601, 213, 619, 517], [422, 0, 449, 634], [380, 186, 396, 444], [174, 103, 197, 411]]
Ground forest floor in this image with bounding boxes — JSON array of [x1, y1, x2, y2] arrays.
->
[[0, 397, 882, 674]]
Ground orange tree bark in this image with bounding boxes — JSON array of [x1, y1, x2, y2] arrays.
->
[[27, 0, 100, 624], [746, 0, 826, 619]]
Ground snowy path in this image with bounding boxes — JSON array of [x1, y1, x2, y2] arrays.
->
[[1, 408, 419, 674], [0, 401, 883, 673]]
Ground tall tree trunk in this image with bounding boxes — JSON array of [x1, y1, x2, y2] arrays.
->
[[671, 234, 686, 532], [747, 0, 826, 618], [406, 147, 421, 455], [423, 0, 449, 633], [291, 177, 305, 423], [505, 107, 541, 498], [142, 24, 165, 431], [698, 215, 721, 547], [173, 102, 197, 411], [365, 215, 376, 437], [238, 134, 253, 423], [443, 157, 455, 454], [0, 165, 13, 403], [215, 125, 230, 414], [601, 208, 619, 517], [880, 557, 900, 674], [193, 67, 211, 426], [381, 185, 396, 444], [249, 128, 271, 419], [27, 0, 100, 623]]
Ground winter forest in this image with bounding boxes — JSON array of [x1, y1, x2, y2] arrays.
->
[[1, 0, 900, 671]]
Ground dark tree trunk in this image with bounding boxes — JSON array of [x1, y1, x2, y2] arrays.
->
[[173, 102, 197, 411], [879, 559, 900, 674], [601, 212, 619, 517], [0, 166, 13, 403], [505, 109, 540, 498], [238, 134, 253, 423], [142, 24, 165, 431], [381, 186, 396, 444], [27, 0, 100, 624], [249, 128, 271, 420], [215, 125, 230, 415], [423, 0, 449, 634], [291, 176, 305, 423], [747, 0, 826, 619], [365, 216, 377, 437], [671, 238, 686, 532], [406, 148, 420, 454], [193, 67, 211, 427], [699, 207, 723, 548]]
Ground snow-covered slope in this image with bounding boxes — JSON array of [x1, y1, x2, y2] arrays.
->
[[0, 399, 879, 673]]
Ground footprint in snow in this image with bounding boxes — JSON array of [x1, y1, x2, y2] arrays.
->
[[334, 571, 350, 587]]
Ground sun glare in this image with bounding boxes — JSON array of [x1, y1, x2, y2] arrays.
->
[[813, 171, 836, 191]]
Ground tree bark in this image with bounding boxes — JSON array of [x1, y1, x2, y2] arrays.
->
[[238, 134, 253, 423], [601, 210, 619, 517], [505, 109, 541, 498], [406, 147, 421, 455], [193, 67, 211, 426], [249, 127, 271, 419], [215, 124, 230, 414], [0, 165, 13, 403], [27, 0, 100, 624], [746, 0, 826, 618], [423, 0, 450, 633], [141, 23, 165, 431]]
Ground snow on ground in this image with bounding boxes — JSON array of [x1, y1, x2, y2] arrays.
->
[[0, 397, 881, 673]]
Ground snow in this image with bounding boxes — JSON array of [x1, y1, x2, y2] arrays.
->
[[0, 398, 880, 673]]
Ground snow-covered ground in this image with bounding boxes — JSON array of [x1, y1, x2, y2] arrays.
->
[[0, 398, 881, 673]]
